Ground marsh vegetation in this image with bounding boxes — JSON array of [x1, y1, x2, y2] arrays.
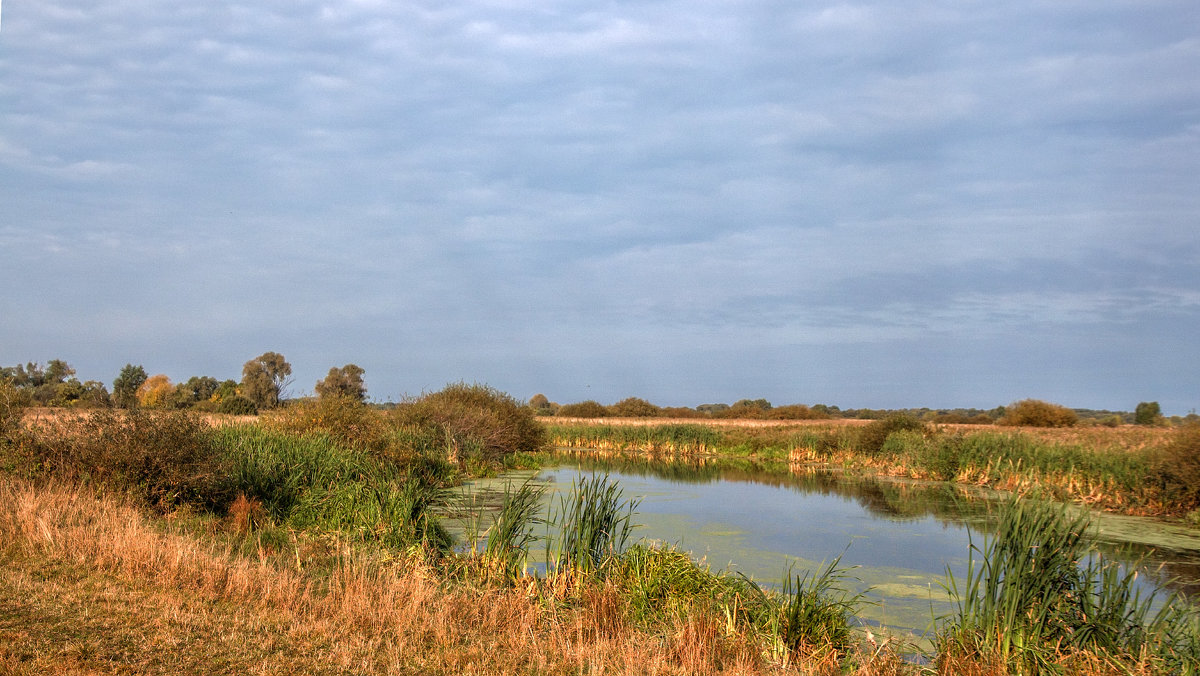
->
[[3, 372, 1200, 673]]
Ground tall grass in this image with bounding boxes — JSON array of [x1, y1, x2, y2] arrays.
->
[[742, 555, 867, 664], [547, 473, 640, 574], [216, 425, 452, 552], [881, 430, 1157, 510], [939, 499, 1200, 673], [549, 423, 722, 454], [480, 480, 546, 579]]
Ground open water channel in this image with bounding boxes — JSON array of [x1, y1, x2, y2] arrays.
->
[[446, 454, 1200, 648]]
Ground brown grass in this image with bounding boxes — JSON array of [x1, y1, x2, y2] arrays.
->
[[0, 476, 813, 675]]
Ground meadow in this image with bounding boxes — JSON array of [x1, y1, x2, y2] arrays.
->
[[2, 383, 1198, 674]]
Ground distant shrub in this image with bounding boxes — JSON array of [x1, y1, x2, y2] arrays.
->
[[608, 397, 661, 417], [556, 400, 609, 418], [1155, 423, 1200, 511], [856, 414, 928, 455], [262, 395, 391, 454], [31, 409, 228, 511], [1135, 401, 1163, 426], [999, 399, 1078, 428], [392, 383, 546, 462], [767, 404, 830, 421], [216, 395, 258, 415]]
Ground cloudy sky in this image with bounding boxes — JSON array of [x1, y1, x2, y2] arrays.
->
[[2, 1, 1197, 412]]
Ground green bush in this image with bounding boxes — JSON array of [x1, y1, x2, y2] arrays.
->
[[556, 400, 609, 418], [607, 397, 661, 417], [29, 409, 229, 511], [392, 383, 547, 463], [216, 395, 258, 415], [855, 413, 927, 455], [998, 399, 1078, 427], [1, 379, 27, 444]]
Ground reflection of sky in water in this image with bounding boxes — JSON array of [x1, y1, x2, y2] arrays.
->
[[542, 468, 972, 579]]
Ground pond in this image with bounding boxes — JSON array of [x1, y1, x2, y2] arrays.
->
[[446, 454, 1200, 648]]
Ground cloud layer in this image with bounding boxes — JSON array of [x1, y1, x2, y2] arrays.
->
[[2, 1, 1198, 411]]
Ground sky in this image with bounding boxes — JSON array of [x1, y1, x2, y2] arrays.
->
[[1, 1, 1198, 413]]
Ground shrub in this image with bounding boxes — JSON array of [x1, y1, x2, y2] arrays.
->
[[216, 395, 258, 415], [556, 400, 609, 418], [30, 409, 228, 511], [262, 395, 391, 454], [392, 383, 547, 462], [766, 404, 829, 420], [855, 413, 927, 455], [998, 399, 1077, 427], [1155, 423, 1200, 511], [608, 397, 661, 418], [1135, 401, 1163, 426]]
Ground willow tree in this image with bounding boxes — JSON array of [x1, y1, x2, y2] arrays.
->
[[241, 351, 292, 410]]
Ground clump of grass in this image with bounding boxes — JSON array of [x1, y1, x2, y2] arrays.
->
[[548, 474, 639, 574], [939, 498, 1200, 673], [742, 556, 866, 662], [480, 481, 546, 579], [548, 423, 721, 454]]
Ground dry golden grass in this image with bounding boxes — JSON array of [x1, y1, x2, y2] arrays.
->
[[1, 476, 846, 675]]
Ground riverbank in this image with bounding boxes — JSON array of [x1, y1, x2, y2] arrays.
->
[[544, 419, 1194, 522]]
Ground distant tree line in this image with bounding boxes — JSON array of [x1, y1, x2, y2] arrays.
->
[[1, 352, 367, 416], [3, 357, 1190, 428], [529, 394, 1193, 427]]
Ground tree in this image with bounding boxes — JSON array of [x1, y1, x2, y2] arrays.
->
[[43, 359, 75, 384], [136, 374, 174, 409], [171, 376, 220, 408], [241, 352, 292, 410], [113, 364, 148, 409], [315, 364, 366, 402], [1135, 401, 1162, 426]]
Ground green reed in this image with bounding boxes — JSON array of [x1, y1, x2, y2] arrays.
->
[[939, 498, 1200, 673], [547, 473, 640, 573]]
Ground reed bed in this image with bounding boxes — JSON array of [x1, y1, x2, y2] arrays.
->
[[548, 423, 723, 454], [549, 420, 1194, 518], [938, 499, 1200, 674]]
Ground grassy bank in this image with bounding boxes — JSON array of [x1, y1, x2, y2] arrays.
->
[[547, 419, 1198, 521]]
